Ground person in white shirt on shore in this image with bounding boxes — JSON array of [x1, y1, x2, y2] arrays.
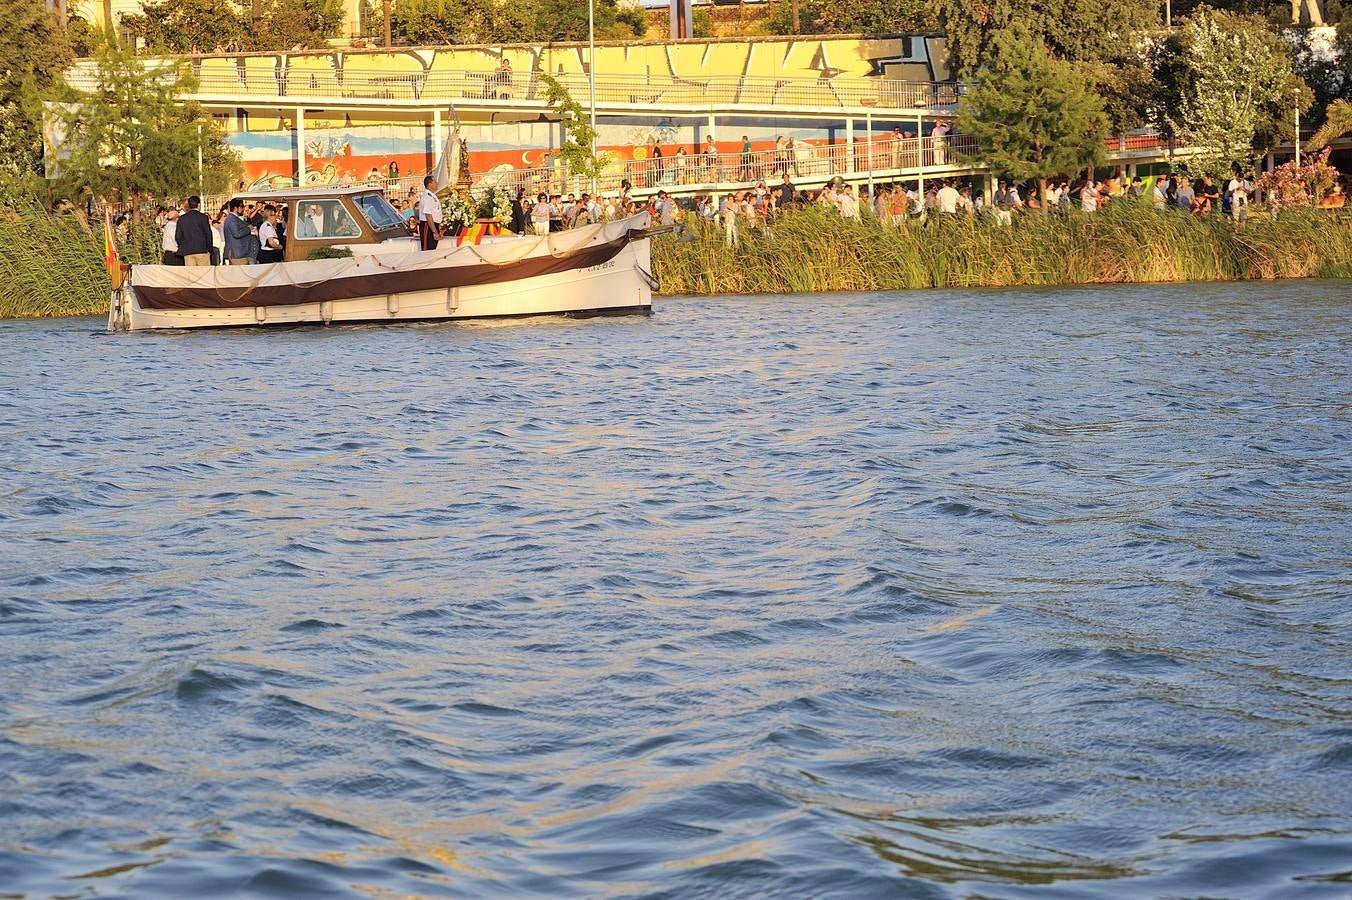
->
[[530, 192, 552, 236], [1227, 173, 1251, 222], [1081, 179, 1099, 212], [936, 180, 961, 215], [838, 184, 860, 220]]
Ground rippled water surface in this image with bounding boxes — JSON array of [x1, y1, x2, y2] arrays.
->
[[3, 282, 1351, 898]]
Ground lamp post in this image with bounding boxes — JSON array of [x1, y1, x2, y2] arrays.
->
[[861, 98, 876, 200], [915, 99, 926, 213], [1294, 105, 1301, 166]]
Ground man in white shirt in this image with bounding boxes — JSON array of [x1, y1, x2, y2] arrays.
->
[[936, 180, 961, 214], [160, 208, 181, 265], [418, 175, 443, 250], [1227, 174, 1250, 222], [1081, 179, 1099, 212], [838, 184, 860, 220]]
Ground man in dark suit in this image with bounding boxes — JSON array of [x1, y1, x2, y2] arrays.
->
[[174, 195, 214, 266]]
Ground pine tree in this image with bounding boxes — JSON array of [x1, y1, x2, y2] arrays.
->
[[955, 26, 1110, 210], [47, 38, 239, 205]]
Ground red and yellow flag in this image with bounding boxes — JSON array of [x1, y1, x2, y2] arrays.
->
[[455, 221, 503, 246], [103, 207, 119, 276]]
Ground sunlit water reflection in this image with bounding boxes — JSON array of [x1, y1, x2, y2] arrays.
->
[[2, 281, 1350, 897]]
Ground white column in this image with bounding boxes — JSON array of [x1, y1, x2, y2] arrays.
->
[[844, 117, 854, 173], [296, 108, 306, 186], [433, 108, 444, 174]]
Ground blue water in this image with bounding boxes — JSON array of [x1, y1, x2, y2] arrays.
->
[[2, 282, 1351, 898]]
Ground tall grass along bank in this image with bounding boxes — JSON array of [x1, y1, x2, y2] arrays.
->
[[0, 207, 159, 319], [1, 204, 1348, 319], [652, 205, 1352, 295]]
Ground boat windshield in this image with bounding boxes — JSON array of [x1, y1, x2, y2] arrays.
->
[[354, 192, 405, 231]]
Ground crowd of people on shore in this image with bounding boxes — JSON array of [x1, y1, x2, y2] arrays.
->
[[129, 157, 1348, 265]]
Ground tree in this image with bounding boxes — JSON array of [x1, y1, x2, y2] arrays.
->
[[120, 0, 247, 53], [1307, 98, 1352, 148], [935, 0, 1159, 79], [387, 0, 641, 45], [1158, 9, 1311, 177], [766, 0, 934, 35], [539, 74, 609, 182], [254, 0, 345, 49], [955, 25, 1110, 209], [1293, 20, 1352, 129], [0, 0, 73, 198], [122, 0, 343, 52], [46, 38, 239, 204]]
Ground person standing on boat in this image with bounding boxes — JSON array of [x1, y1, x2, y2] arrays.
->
[[257, 205, 284, 263], [160, 208, 182, 265], [418, 175, 443, 251], [175, 195, 214, 267], [223, 199, 254, 266]]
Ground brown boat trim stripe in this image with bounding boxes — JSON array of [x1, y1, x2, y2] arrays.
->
[[135, 231, 641, 310]]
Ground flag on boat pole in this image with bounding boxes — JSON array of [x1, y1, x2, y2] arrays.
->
[[103, 207, 118, 276], [431, 126, 461, 190]]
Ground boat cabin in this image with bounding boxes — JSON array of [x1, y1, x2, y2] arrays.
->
[[230, 186, 416, 262]]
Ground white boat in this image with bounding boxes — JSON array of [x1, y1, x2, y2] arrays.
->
[[108, 186, 657, 332]]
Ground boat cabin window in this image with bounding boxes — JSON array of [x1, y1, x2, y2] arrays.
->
[[293, 199, 361, 239], [354, 192, 404, 231]]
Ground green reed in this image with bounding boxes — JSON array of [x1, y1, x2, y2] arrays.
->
[[1, 202, 1348, 319], [0, 206, 161, 319], [652, 204, 1352, 295]]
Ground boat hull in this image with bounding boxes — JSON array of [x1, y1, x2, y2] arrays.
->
[[109, 219, 655, 332]]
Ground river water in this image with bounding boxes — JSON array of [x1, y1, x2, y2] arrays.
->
[[2, 282, 1350, 898]]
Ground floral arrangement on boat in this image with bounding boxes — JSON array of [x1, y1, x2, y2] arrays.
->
[[441, 191, 476, 235], [475, 186, 515, 226]]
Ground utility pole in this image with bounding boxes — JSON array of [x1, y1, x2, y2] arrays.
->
[[383, 0, 392, 48]]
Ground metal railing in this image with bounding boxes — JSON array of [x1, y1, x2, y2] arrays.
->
[[275, 131, 1176, 205], [368, 136, 980, 200], [64, 64, 964, 112]]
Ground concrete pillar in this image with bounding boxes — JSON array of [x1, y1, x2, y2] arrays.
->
[[981, 171, 993, 205], [433, 108, 444, 168], [844, 117, 854, 173], [296, 108, 306, 186]]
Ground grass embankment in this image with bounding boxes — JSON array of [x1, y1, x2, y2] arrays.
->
[[1, 203, 1348, 319], [652, 205, 1352, 295]]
